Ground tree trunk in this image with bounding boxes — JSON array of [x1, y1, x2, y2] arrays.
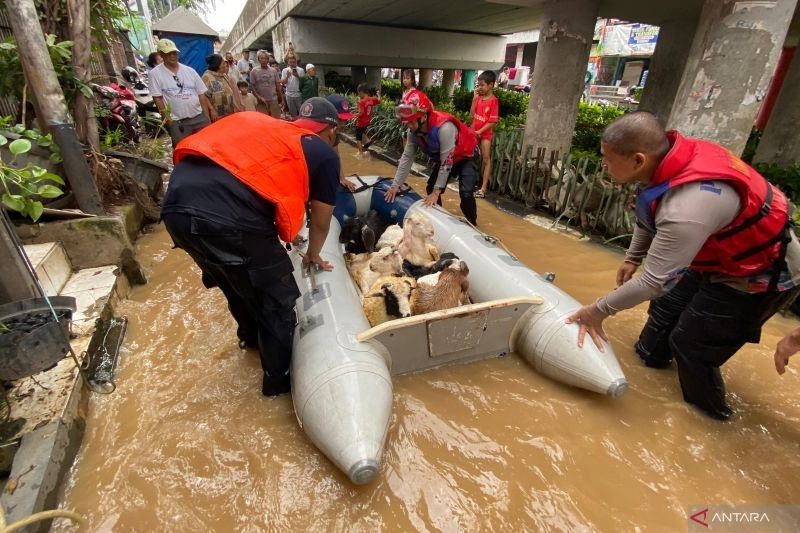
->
[[68, 0, 100, 152], [5, 0, 105, 215]]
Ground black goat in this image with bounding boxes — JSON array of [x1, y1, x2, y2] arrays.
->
[[339, 210, 387, 253], [403, 252, 459, 278]]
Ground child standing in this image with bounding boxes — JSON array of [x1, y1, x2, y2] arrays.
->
[[354, 83, 380, 154], [237, 81, 258, 111], [400, 69, 426, 107], [469, 70, 499, 198]]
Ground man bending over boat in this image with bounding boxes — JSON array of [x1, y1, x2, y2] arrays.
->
[[160, 99, 341, 396], [567, 112, 800, 421], [384, 91, 480, 226]]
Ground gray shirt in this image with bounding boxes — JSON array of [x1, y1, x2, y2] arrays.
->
[[250, 66, 279, 102], [392, 121, 458, 190], [594, 180, 800, 315]]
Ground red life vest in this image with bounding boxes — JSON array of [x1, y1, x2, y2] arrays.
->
[[412, 111, 478, 164], [634, 131, 790, 277], [173, 111, 312, 242]]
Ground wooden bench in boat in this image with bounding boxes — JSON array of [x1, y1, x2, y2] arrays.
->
[[357, 296, 543, 375]]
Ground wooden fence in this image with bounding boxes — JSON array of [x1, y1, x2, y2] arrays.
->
[[487, 129, 636, 244]]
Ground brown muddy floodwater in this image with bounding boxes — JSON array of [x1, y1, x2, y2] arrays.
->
[[57, 144, 800, 531]]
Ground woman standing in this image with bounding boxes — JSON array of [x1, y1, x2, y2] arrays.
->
[[202, 54, 243, 119]]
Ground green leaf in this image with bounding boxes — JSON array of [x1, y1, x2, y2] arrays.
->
[[31, 167, 46, 178], [40, 172, 64, 185], [26, 200, 43, 222], [2, 193, 25, 213], [23, 129, 40, 140], [36, 137, 51, 148], [0, 43, 15, 51], [49, 153, 63, 164], [10, 124, 24, 134], [79, 84, 93, 98], [0, 135, 6, 147], [9, 138, 31, 156], [36, 184, 63, 199]]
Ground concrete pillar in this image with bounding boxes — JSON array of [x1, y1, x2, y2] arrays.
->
[[366, 66, 381, 91], [637, 17, 701, 123], [419, 68, 433, 89], [350, 65, 366, 89], [462, 69, 477, 90], [523, 0, 600, 155], [442, 69, 457, 96], [667, 0, 798, 155], [514, 45, 524, 68], [317, 65, 328, 92], [754, 50, 800, 165]]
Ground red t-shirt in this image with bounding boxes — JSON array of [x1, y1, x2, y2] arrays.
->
[[356, 96, 381, 128], [471, 94, 499, 131]]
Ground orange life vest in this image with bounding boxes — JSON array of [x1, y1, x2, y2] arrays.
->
[[173, 111, 312, 242], [635, 131, 790, 277]]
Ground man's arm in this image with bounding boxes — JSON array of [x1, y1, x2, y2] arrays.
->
[[304, 199, 334, 271], [385, 135, 418, 202], [198, 93, 217, 121], [153, 95, 171, 125], [567, 181, 741, 349]]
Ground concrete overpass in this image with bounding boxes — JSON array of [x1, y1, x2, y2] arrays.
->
[[224, 0, 800, 164]]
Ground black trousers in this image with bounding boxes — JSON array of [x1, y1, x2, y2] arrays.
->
[[428, 155, 478, 226], [635, 269, 797, 419], [163, 213, 300, 396]]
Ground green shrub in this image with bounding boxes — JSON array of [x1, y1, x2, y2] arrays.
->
[[571, 101, 625, 155], [380, 79, 403, 102], [755, 162, 800, 204]]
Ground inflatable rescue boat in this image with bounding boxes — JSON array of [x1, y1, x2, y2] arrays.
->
[[289, 177, 627, 485]]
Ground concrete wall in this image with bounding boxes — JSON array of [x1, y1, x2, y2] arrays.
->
[[667, 0, 798, 154], [271, 17, 507, 70]]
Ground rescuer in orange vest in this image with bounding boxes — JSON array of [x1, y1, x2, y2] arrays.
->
[[160, 98, 342, 396], [566, 112, 800, 420]]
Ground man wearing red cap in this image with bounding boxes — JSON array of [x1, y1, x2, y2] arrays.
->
[[384, 92, 480, 225], [161, 98, 342, 396]]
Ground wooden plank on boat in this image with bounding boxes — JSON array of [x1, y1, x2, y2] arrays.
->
[[357, 296, 542, 376]]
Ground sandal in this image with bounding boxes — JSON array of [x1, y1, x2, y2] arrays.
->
[[474, 190, 486, 198]]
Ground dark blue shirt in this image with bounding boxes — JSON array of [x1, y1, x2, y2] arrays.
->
[[161, 135, 340, 232]]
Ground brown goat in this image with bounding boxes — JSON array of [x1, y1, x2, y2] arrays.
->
[[411, 261, 470, 315]]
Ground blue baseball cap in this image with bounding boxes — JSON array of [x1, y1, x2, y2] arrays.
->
[[326, 94, 354, 120]]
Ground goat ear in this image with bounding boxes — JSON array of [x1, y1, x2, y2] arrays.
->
[[366, 289, 385, 298], [362, 226, 376, 253], [381, 283, 392, 290]]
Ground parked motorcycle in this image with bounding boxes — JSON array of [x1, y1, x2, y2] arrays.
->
[[122, 66, 162, 135], [92, 81, 140, 143]]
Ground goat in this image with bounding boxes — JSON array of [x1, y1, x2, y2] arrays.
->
[[411, 261, 470, 315], [339, 210, 386, 253], [376, 224, 403, 250], [398, 212, 439, 268], [363, 275, 417, 327], [403, 252, 459, 278], [346, 247, 404, 295]]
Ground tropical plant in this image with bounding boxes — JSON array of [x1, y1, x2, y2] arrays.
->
[[0, 125, 65, 222], [0, 35, 92, 107]]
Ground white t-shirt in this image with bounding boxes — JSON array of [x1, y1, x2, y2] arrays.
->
[[237, 58, 252, 77], [282, 66, 305, 97], [148, 63, 208, 120]]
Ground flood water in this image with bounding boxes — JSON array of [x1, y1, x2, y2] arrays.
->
[[57, 144, 800, 531]]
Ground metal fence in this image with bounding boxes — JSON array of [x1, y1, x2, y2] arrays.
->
[[488, 129, 636, 244]]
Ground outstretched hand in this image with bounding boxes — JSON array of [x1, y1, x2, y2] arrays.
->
[[302, 252, 333, 272], [565, 305, 608, 352], [423, 190, 441, 207], [384, 186, 399, 203], [774, 327, 800, 375]]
